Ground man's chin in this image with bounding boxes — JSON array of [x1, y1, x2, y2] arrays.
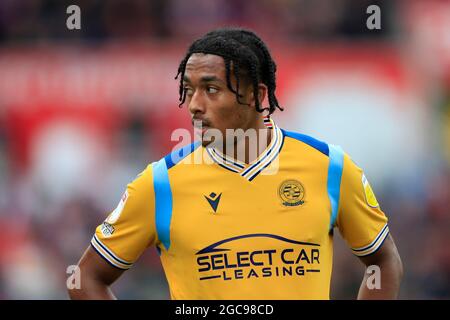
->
[[193, 131, 209, 147], [200, 137, 219, 148], [193, 128, 221, 148], [200, 138, 212, 147], [199, 135, 222, 149]]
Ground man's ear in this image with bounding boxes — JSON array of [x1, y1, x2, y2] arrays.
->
[[248, 83, 268, 108]]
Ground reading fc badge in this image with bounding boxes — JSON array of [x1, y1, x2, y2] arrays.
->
[[279, 180, 305, 207]]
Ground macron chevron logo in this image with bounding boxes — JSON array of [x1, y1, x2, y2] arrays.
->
[[205, 192, 222, 213]]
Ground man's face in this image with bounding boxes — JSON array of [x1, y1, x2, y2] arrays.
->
[[183, 53, 254, 147]]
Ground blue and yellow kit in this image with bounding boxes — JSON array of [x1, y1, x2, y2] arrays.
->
[[90, 119, 389, 299]]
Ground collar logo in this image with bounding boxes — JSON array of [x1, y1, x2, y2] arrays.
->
[[279, 180, 305, 207], [205, 192, 222, 213]]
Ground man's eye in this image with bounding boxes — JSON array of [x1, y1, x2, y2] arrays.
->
[[207, 87, 218, 94], [184, 87, 194, 95]]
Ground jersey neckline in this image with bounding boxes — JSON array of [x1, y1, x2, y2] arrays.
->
[[204, 117, 285, 182]]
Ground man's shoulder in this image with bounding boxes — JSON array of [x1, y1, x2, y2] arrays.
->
[[153, 141, 202, 171], [281, 128, 330, 157]]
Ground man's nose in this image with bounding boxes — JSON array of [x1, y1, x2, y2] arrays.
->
[[188, 90, 206, 115]]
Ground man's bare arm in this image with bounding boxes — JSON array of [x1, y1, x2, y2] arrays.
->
[[68, 246, 125, 300], [357, 233, 403, 299]]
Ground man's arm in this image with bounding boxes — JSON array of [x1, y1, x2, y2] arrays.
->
[[68, 246, 125, 300], [357, 233, 403, 299]]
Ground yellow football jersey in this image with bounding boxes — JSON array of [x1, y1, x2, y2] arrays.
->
[[91, 119, 389, 299]]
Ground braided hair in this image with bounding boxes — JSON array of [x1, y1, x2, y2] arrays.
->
[[175, 28, 283, 115]]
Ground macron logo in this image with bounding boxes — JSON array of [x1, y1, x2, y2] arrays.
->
[[205, 192, 222, 213]]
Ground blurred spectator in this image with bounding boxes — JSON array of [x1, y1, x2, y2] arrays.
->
[[0, 0, 448, 299]]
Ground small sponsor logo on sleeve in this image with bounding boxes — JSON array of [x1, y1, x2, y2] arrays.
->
[[362, 174, 379, 208], [101, 222, 115, 237]]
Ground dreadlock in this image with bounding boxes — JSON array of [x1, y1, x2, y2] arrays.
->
[[175, 28, 283, 115]]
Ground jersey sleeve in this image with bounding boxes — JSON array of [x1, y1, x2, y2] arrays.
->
[[336, 153, 389, 257], [90, 164, 156, 269]]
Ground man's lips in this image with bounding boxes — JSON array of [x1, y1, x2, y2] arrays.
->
[[192, 119, 211, 131], [193, 124, 210, 129]]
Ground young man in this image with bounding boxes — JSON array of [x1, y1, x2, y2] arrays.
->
[[69, 28, 403, 300]]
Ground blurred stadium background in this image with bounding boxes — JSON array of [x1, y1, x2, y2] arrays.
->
[[0, 0, 449, 299]]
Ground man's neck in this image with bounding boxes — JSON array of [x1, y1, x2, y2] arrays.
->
[[224, 117, 272, 165]]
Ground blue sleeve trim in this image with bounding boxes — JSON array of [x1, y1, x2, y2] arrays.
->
[[327, 144, 344, 230], [281, 129, 329, 156], [164, 141, 201, 170], [153, 141, 200, 250], [152, 158, 173, 251]]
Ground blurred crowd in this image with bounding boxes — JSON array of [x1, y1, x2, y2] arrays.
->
[[0, 0, 392, 42], [0, 0, 449, 299]]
